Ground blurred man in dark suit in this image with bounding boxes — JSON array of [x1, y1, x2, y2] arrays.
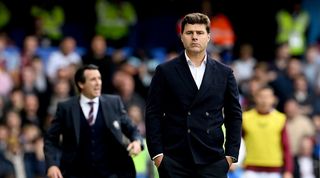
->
[[44, 64, 144, 178]]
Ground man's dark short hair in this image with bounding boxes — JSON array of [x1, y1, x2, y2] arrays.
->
[[74, 64, 99, 91], [180, 12, 211, 34]]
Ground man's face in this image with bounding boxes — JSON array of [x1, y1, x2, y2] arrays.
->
[[181, 24, 210, 54], [254, 88, 276, 112], [79, 69, 102, 99]]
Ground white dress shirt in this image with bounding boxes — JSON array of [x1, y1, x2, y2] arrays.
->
[[185, 51, 207, 89], [80, 94, 99, 125]]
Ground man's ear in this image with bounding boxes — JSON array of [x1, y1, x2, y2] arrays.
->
[[78, 82, 83, 90]]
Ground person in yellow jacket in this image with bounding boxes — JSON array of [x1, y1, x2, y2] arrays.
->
[[242, 86, 293, 178], [95, 0, 137, 48], [0, 2, 10, 30], [30, 2, 65, 45], [276, 1, 309, 57]]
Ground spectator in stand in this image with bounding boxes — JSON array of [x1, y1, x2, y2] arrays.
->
[[242, 86, 293, 178], [30, 0, 65, 46], [5, 135, 25, 178], [201, 0, 235, 64], [128, 104, 145, 137], [275, 0, 309, 57], [240, 62, 274, 110], [0, 1, 10, 32], [20, 124, 46, 178], [293, 135, 318, 178], [30, 56, 50, 94], [4, 110, 22, 138], [0, 61, 13, 97], [0, 124, 15, 178], [252, 62, 275, 88], [20, 65, 39, 94], [284, 99, 315, 157], [231, 43, 257, 91], [118, 56, 149, 99], [312, 114, 320, 172], [138, 59, 160, 92], [241, 76, 264, 112], [291, 74, 315, 116], [82, 35, 116, 93], [0, 33, 21, 88], [4, 88, 25, 116], [112, 70, 145, 112], [302, 45, 320, 89], [20, 35, 40, 71], [0, 95, 6, 121], [269, 57, 303, 112], [46, 79, 71, 129], [269, 42, 291, 74], [95, 0, 137, 48], [30, 56, 52, 121], [46, 36, 82, 83], [20, 93, 42, 130], [20, 64, 51, 125]]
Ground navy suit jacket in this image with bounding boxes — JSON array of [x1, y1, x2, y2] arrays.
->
[[145, 53, 242, 164], [44, 94, 143, 175]]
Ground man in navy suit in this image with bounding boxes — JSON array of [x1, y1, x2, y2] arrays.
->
[[145, 12, 242, 178], [44, 64, 144, 178]]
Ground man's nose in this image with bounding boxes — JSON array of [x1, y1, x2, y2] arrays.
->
[[192, 35, 198, 40]]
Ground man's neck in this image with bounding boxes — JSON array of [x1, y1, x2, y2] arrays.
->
[[186, 51, 206, 67]]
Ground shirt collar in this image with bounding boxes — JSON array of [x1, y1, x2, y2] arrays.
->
[[184, 50, 207, 66], [80, 94, 99, 105]]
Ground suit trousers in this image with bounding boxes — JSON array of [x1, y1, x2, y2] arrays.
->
[[157, 155, 229, 178]]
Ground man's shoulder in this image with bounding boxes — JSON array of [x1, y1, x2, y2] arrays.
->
[[58, 96, 78, 106], [100, 94, 121, 101], [155, 55, 183, 74], [209, 58, 232, 72], [159, 57, 179, 67]]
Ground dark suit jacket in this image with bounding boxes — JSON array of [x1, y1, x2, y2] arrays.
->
[[44, 94, 143, 176], [145, 53, 242, 164]]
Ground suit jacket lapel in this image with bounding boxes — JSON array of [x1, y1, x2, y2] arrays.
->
[[190, 58, 216, 108], [199, 58, 216, 95], [175, 54, 198, 93], [71, 97, 81, 144], [100, 96, 130, 147], [100, 97, 120, 139], [99, 97, 111, 127]]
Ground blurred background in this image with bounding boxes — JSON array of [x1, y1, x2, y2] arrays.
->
[[0, 0, 319, 178]]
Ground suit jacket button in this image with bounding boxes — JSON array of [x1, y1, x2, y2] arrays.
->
[[206, 129, 210, 134], [205, 112, 209, 116], [187, 129, 191, 133], [187, 112, 191, 116]]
